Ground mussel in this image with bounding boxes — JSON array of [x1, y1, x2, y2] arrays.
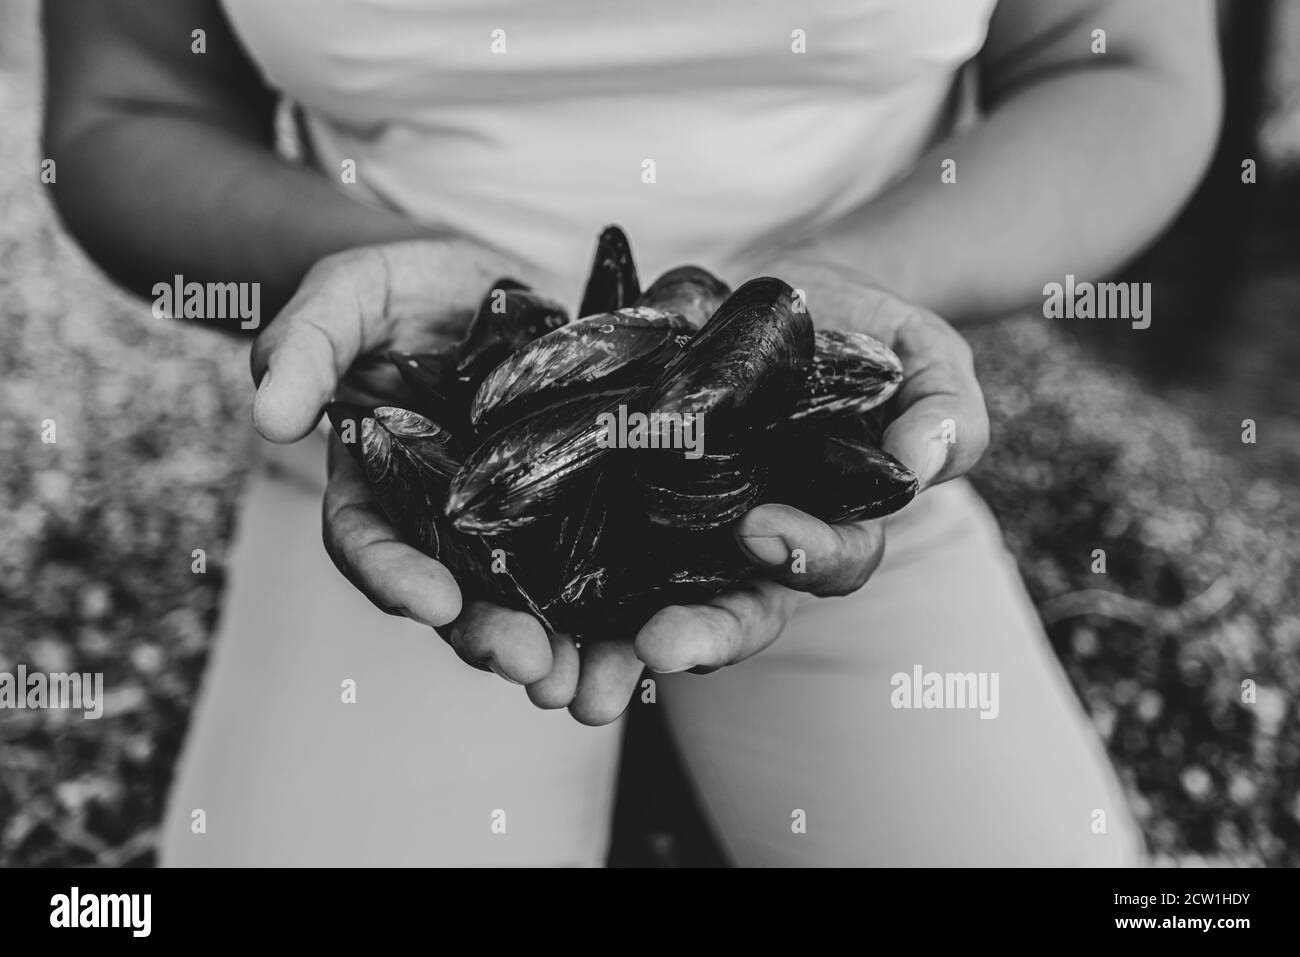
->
[[541, 471, 617, 614], [456, 281, 569, 391], [635, 449, 765, 530], [325, 403, 548, 620], [635, 266, 732, 327], [470, 307, 693, 433], [647, 277, 814, 449], [388, 350, 472, 440], [445, 389, 635, 535], [578, 225, 640, 318], [327, 404, 458, 553], [789, 330, 904, 423], [550, 522, 750, 635], [766, 421, 918, 524]]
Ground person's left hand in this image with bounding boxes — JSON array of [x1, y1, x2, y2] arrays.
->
[[624, 269, 990, 677]]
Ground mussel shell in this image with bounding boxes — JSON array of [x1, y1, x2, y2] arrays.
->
[[454, 533, 554, 628], [635, 450, 765, 530], [635, 266, 731, 327], [578, 225, 640, 319], [827, 405, 890, 448], [388, 351, 472, 441], [555, 528, 751, 636], [526, 471, 616, 611], [496, 467, 616, 611], [325, 404, 460, 555], [456, 281, 569, 388], [768, 424, 918, 524], [326, 402, 549, 622], [470, 307, 693, 433], [647, 277, 813, 449], [789, 330, 904, 423], [446, 389, 635, 535]]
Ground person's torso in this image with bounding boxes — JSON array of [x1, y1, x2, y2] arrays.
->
[[220, 0, 995, 299]]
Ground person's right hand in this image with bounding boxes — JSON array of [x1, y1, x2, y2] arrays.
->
[[249, 241, 647, 725]]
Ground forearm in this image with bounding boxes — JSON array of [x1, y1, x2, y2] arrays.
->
[[47, 114, 436, 322], [765, 62, 1221, 324]]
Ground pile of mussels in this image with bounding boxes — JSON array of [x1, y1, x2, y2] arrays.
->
[[327, 227, 918, 635]]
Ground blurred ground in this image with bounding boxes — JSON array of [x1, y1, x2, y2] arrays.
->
[[2, 0, 1299, 866]]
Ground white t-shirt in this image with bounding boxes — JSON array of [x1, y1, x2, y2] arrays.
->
[[221, 0, 995, 302]]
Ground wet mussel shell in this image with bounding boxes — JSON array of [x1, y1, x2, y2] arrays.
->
[[537, 470, 617, 613], [453, 533, 555, 626], [549, 522, 751, 636], [635, 266, 732, 328], [326, 404, 459, 555], [635, 449, 766, 531], [768, 422, 919, 524], [325, 403, 549, 622], [578, 225, 641, 319], [456, 281, 569, 391], [470, 307, 693, 434], [789, 329, 904, 423], [388, 350, 473, 441], [445, 389, 636, 535], [647, 277, 814, 450]]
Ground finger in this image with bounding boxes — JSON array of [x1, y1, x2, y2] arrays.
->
[[635, 578, 801, 674], [526, 632, 581, 709], [877, 310, 989, 490], [734, 503, 887, 597], [251, 248, 393, 443], [569, 639, 642, 726], [447, 602, 553, 685], [323, 441, 462, 627]]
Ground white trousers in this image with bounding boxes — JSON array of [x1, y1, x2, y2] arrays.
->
[[160, 436, 1144, 866]]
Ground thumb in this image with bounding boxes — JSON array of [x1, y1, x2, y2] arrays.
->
[[249, 250, 392, 443], [736, 503, 886, 597]]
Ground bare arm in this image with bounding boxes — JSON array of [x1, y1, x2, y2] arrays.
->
[[759, 0, 1223, 323], [42, 0, 454, 320]]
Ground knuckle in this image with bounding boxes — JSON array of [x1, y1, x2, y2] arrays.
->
[[311, 248, 360, 280]]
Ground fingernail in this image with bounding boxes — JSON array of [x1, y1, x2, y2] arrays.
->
[[257, 367, 274, 394], [741, 535, 789, 566], [920, 441, 949, 489], [652, 664, 693, 675], [488, 661, 523, 686]]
